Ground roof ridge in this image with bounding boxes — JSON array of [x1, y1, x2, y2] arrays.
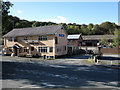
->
[[3, 25, 62, 38], [13, 25, 60, 30]]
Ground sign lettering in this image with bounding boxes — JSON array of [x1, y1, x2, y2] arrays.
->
[[59, 34, 64, 37]]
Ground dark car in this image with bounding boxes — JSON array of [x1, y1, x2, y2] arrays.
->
[[86, 50, 94, 54]]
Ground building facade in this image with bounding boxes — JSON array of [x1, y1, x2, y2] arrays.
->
[[82, 35, 115, 47], [67, 34, 83, 54], [67, 34, 83, 47], [3, 25, 68, 59]]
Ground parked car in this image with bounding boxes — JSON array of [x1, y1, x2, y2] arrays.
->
[[86, 50, 94, 54]]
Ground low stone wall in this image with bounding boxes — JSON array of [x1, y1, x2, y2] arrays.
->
[[100, 48, 120, 54]]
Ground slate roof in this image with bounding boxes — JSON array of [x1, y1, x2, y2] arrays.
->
[[82, 35, 115, 40], [3, 25, 63, 37], [67, 34, 81, 39]]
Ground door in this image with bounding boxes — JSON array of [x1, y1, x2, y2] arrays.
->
[[43, 55, 46, 59], [68, 47, 73, 55]]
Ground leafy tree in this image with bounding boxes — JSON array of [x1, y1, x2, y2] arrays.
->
[[15, 20, 32, 28], [80, 24, 89, 35], [81, 24, 87, 29], [99, 22, 114, 34], [87, 23, 94, 30], [99, 35, 110, 46], [112, 28, 120, 48], [32, 22, 41, 27], [92, 24, 103, 35], [2, 1, 13, 35], [73, 26, 80, 34], [66, 25, 74, 34]]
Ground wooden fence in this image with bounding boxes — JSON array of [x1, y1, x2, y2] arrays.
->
[[100, 48, 120, 54]]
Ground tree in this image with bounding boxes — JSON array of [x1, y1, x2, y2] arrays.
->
[[99, 35, 110, 46], [73, 25, 80, 34], [32, 22, 41, 27], [81, 24, 89, 35], [99, 22, 115, 34], [112, 28, 120, 48], [15, 20, 32, 28], [66, 25, 74, 34], [2, 1, 13, 35], [87, 23, 94, 30], [81, 24, 87, 29], [92, 24, 103, 35]]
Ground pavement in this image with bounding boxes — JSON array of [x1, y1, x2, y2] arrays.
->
[[103, 54, 120, 58], [1, 55, 120, 89]]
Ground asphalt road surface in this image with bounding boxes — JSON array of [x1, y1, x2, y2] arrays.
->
[[1, 56, 119, 89]]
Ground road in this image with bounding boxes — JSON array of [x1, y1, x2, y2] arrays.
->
[[1, 56, 119, 89]]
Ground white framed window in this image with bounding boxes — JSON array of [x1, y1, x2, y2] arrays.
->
[[38, 47, 47, 53], [24, 47, 29, 53], [38, 36, 47, 41], [57, 47, 61, 53]]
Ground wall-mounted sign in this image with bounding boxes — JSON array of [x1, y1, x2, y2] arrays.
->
[[59, 34, 64, 37]]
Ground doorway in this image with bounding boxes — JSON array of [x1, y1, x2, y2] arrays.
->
[[43, 55, 46, 59], [13, 44, 20, 56], [13, 47, 18, 56], [68, 47, 73, 55]]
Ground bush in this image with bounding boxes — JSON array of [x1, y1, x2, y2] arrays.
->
[[46, 58, 55, 60], [73, 49, 86, 55], [88, 57, 94, 63]]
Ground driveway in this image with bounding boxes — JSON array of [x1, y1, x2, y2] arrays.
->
[[1, 56, 119, 89]]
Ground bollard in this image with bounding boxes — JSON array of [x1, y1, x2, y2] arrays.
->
[[94, 55, 98, 64]]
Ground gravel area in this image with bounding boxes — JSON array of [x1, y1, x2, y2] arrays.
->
[[1, 55, 119, 89]]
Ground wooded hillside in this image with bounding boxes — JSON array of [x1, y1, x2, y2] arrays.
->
[[1, 1, 119, 36]]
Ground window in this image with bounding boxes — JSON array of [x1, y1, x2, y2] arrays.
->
[[57, 47, 61, 53], [72, 40, 75, 42], [14, 37, 17, 42], [49, 47, 53, 52], [64, 46, 66, 51], [38, 36, 42, 40], [8, 47, 12, 52], [29, 43, 39, 45], [24, 37, 27, 41], [38, 36, 47, 41], [43, 36, 47, 40], [8, 38, 12, 42], [55, 37, 58, 44], [68, 40, 71, 42], [24, 47, 29, 53], [38, 47, 47, 53], [31, 47, 34, 51], [47, 56, 54, 59]]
